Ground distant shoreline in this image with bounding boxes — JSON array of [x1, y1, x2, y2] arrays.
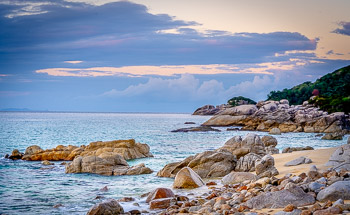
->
[[0, 110, 194, 114]]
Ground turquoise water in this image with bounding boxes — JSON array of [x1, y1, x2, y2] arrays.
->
[[0, 112, 348, 214]]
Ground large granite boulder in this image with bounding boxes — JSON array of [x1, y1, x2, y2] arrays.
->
[[235, 153, 262, 172], [65, 153, 153, 176], [317, 181, 350, 202], [255, 154, 279, 178], [21, 139, 153, 161], [245, 186, 315, 209], [157, 150, 236, 178], [217, 133, 267, 158], [222, 172, 258, 185], [325, 144, 350, 166], [173, 167, 205, 189], [87, 199, 124, 215]]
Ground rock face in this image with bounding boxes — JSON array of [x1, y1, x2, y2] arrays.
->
[[255, 155, 279, 178], [157, 150, 236, 178], [170, 126, 220, 132], [192, 104, 230, 115], [87, 199, 124, 215], [65, 153, 153, 176], [202, 100, 349, 133], [20, 139, 152, 161], [284, 156, 312, 166], [235, 153, 262, 172], [325, 144, 350, 167], [245, 186, 315, 209], [317, 181, 350, 202], [173, 167, 205, 189], [222, 172, 258, 185]]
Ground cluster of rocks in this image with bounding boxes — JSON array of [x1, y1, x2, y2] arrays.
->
[[6, 139, 154, 176], [201, 99, 349, 135], [157, 133, 280, 179]]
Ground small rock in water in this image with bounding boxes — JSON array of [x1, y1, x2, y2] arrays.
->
[[184, 122, 195, 124], [269, 127, 281, 135], [100, 186, 108, 192], [87, 199, 124, 215], [41, 160, 54, 165], [53, 204, 63, 208], [118, 197, 135, 202]]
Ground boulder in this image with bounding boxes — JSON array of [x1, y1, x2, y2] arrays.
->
[[146, 188, 175, 203], [42, 160, 54, 165], [282, 146, 314, 153], [202, 115, 248, 126], [65, 154, 153, 176], [87, 199, 124, 215], [21, 139, 153, 161], [192, 104, 229, 115], [235, 153, 262, 172], [255, 154, 279, 178], [171, 126, 220, 132], [8, 149, 23, 160], [219, 105, 258, 116], [321, 133, 343, 140], [157, 150, 236, 178], [149, 198, 176, 210], [325, 144, 350, 166], [269, 127, 281, 135], [317, 181, 350, 202], [173, 167, 205, 189], [261, 136, 278, 147], [284, 157, 312, 166], [222, 172, 258, 185], [245, 186, 315, 209]]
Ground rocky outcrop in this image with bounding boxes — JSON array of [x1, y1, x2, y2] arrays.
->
[[246, 186, 315, 209], [8, 149, 23, 160], [321, 132, 343, 140], [235, 153, 261, 172], [65, 153, 153, 176], [19, 139, 152, 161], [217, 133, 275, 158], [173, 167, 205, 189], [170, 126, 220, 132], [157, 150, 236, 178], [202, 99, 349, 133], [192, 104, 230, 115], [87, 199, 124, 215]]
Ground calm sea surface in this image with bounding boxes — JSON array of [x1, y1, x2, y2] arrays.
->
[[0, 112, 348, 214]]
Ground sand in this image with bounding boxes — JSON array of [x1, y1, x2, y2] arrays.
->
[[272, 147, 337, 178]]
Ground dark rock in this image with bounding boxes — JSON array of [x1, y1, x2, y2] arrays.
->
[[184, 122, 195, 124], [171, 126, 220, 132], [8, 149, 23, 160]]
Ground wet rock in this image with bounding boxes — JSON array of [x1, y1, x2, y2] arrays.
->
[[146, 188, 175, 203], [321, 133, 343, 140], [171, 126, 220, 132], [317, 181, 350, 202], [41, 160, 54, 165], [255, 154, 279, 178], [285, 157, 312, 166], [245, 186, 315, 209], [222, 172, 258, 185], [173, 167, 205, 189], [100, 186, 108, 192], [157, 150, 236, 178], [269, 127, 281, 135], [87, 199, 124, 215], [53, 204, 63, 208]]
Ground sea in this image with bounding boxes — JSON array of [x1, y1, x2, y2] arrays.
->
[[0, 112, 349, 214]]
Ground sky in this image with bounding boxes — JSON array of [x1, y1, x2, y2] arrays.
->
[[0, 0, 350, 112]]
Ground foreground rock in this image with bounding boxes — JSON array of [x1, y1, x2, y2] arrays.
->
[[146, 188, 175, 203], [157, 150, 236, 178], [317, 181, 350, 202], [87, 199, 124, 215], [65, 153, 153, 176], [173, 167, 205, 189], [245, 186, 315, 209], [18, 139, 152, 161], [202, 99, 349, 133]]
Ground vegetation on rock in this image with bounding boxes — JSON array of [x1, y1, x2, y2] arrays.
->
[[267, 65, 350, 113], [227, 96, 256, 107]]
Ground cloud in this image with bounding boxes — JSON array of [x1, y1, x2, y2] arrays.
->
[[332, 21, 350, 36], [64, 60, 83, 64]]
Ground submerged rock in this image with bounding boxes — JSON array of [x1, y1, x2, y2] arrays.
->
[[173, 167, 205, 189], [171, 126, 220, 132], [87, 199, 124, 215]]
